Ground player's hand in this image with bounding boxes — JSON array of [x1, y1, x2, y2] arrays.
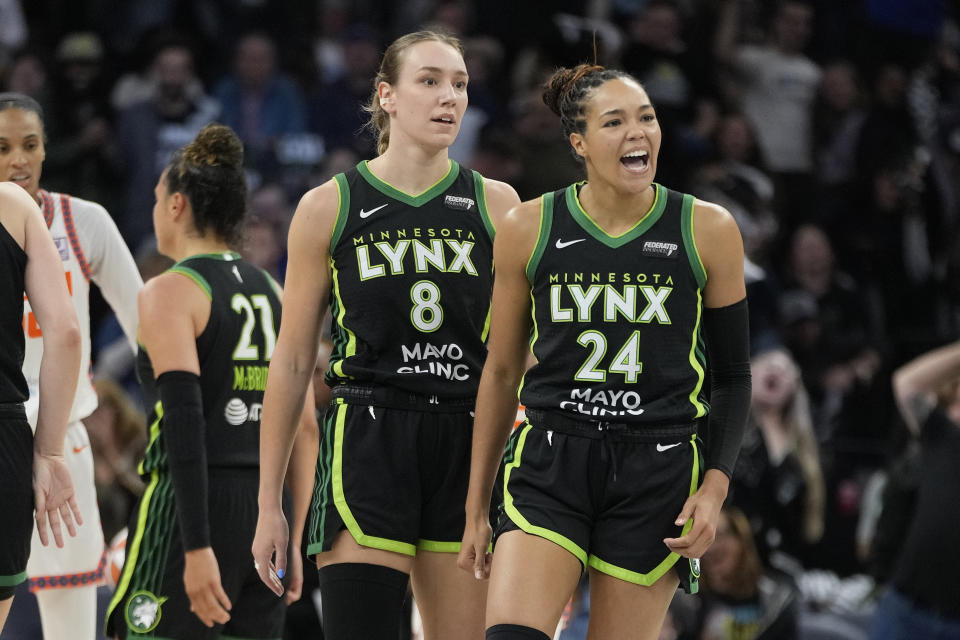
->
[[33, 451, 83, 548], [457, 515, 493, 580], [284, 542, 303, 604], [251, 504, 288, 597], [663, 469, 728, 559], [184, 547, 232, 627]]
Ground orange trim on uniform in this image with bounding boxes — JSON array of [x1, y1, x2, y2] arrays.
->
[[39, 190, 55, 228], [28, 552, 107, 592], [59, 193, 91, 282]]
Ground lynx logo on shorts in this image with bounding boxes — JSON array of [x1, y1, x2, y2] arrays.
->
[[125, 590, 167, 633], [690, 557, 701, 579]]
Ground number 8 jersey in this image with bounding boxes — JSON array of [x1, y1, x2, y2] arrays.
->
[[520, 183, 709, 426], [325, 160, 495, 399]]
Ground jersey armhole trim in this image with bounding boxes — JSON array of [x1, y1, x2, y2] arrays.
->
[[473, 171, 496, 240], [167, 266, 212, 300], [525, 192, 553, 285], [680, 194, 707, 289], [329, 173, 350, 251]]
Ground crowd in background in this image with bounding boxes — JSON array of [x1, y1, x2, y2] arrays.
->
[[2, 0, 959, 638]]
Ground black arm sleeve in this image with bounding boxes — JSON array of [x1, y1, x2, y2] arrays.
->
[[157, 370, 210, 550], [703, 298, 752, 478]]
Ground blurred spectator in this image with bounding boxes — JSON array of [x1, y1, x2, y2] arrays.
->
[[508, 86, 583, 201], [621, 0, 712, 185], [41, 32, 117, 207], [83, 378, 145, 542], [731, 348, 825, 565], [2, 47, 48, 101], [307, 23, 379, 158], [813, 60, 867, 231], [113, 33, 219, 250], [868, 340, 960, 637], [0, 0, 27, 65], [697, 506, 801, 639], [214, 31, 307, 175], [242, 218, 284, 282], [714, 0, 821, 228]]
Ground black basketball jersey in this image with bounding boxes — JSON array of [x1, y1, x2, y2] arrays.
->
[[520, 182, 709, 426], [138, 252, 282, 474], [0, 218, 27, 404], [325, 160, 495, 398]]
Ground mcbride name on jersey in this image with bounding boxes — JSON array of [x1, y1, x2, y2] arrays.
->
[[137, 253, 282, 475], [520, 183, 709, 426], [326, 160, 495, 398]]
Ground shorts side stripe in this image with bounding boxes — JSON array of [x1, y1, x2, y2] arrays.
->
[[503, 424, 588, 565], [587, 434, 701, 585], [331, 404, 417, 556], [307, 406, 336, 555], [417, 539, 461, 553], [0, 570, 27, 587], [105, 468, 161, 624]]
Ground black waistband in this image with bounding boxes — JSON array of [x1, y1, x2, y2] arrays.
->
[[525, 408, 698, 442], [331, 384, 476, 412], [0, 402, 26, 420]]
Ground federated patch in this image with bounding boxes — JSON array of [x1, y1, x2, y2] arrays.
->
[[641, 240, 680, 259], [444, 195, 475, 211], [125, 590, 167, 633]]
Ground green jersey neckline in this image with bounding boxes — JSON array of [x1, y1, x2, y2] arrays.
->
[[565, 182, 667, 249], [356, 159, 460, 207]]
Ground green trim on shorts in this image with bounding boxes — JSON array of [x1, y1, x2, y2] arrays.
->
[[417, 539, 461, 553], [587, 434, 701, 585], [330, 403, 417, 556], [503, 424, 589, 566], [0, 570, 26, 587]]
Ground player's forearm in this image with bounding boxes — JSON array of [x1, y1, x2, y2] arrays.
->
[[465, 364, 522, 520], [259, 356, 313, 503], [284, 398, 319, 543], [894, 341, 960, 401], [34, 322, 82, 454]]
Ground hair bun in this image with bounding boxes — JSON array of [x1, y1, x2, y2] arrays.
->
[[542, 63, 605, 117], [182, 123, 244, 170]]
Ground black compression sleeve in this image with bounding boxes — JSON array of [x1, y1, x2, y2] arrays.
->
[[702, 298, 752, 478], [157, 370, 210, 550]]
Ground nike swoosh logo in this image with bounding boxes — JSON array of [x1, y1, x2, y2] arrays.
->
[[359, 204, 388, 218], [555, 238, 586, 249], [73, 445, 88, 454], [656, 442, 682, 452]]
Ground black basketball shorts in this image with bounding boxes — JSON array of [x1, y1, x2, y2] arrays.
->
[[306, 385, 476, 557], [494, 413, 703, 593], [106, 469, 290, 639], [0, 406, 32, 600]]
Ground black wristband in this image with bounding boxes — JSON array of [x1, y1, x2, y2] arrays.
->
[[703, 298, 752, 478], [157, 370, 210, 550]]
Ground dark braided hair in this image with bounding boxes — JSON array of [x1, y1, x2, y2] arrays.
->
[[164, 123, 247, 246], [542, 64, 636, 162]]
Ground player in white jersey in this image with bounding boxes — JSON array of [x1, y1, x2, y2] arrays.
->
[[0, 92, 142, 640]]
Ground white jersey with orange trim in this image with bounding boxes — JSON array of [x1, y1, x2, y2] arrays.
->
[[21, 190, 141, 427]]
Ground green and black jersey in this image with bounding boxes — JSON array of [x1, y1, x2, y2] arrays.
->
[[138, 252, 281, 474], [325, 160, 495, 399], [0, 219, 27, 404], [520, 182, 709, 426]]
